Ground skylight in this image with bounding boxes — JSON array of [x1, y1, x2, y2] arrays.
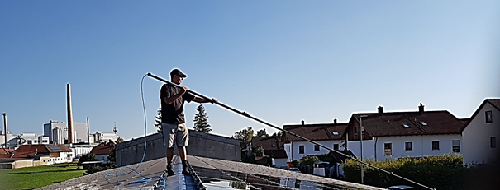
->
[[403, 124, 409, 128], [332, 132, 339, 135], [421, 122, 428, 126]]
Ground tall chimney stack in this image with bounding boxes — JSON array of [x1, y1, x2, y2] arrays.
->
[[378, 106, 384, 115], [67, 83, 74, 144], [2, 113, 7, 148]]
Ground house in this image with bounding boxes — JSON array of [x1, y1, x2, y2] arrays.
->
[[251, 136, 288, 168], [12, 144, 73, 165], [283, 120, 348, 161], [345, 104, 466, 160], [90, 140, 116, 164], [462, 99, 500, 165]]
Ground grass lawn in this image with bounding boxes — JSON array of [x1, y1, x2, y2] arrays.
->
[[0, 164, 86, 190]]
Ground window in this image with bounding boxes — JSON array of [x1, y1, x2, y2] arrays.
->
[[491, 137, 497, 148], [384, 143, 392, 156], [405, 142, 412, 151], [299, 146, 304, 154], [334, 144, 339, 150], [27, 140, 32, 145], [486, 111, 493, 123], [314, 145, 320, 151], [64, 127, 68, 131], [432, 141, 440, 150], [452, 140, 460, 152]]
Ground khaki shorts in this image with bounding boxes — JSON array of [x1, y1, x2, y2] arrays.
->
[[162, 123, 189, 148]]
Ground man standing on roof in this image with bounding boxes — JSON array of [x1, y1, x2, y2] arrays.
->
[[161, 68, 217, 176]]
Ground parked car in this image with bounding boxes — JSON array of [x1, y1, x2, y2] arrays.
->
[[289, 168, 301, 173]]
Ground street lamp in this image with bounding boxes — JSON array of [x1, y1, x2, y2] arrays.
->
[[359, 115, 368, 184]]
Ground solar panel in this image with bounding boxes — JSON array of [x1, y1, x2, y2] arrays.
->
[[46, 144, 62, 152]]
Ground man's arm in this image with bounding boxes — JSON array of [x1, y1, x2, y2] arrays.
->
[[164, 86, 188, 104], [193, 97, 218, 104]]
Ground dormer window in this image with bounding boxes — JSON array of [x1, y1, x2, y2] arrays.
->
[[486, 110, 493, 123], [332, 132, 339, 135]]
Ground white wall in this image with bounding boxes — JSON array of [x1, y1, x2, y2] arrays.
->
[[49, 152, 74, 165], [272, 158, 288, 168], [284, 140, 345, 161], [346, 140, 375, 159], [347, 134, 462, 160], [463, 103, 500, 165], [71, 146, 93, 157], [96, 154, 109, 164]]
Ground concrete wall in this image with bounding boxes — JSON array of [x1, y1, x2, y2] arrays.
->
[[116, 130, 241, 166], [463, 103, 500, 165]]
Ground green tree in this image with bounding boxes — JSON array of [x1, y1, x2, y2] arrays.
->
[[116, 137, 124, 143], [155, 108, 163, 134], [256, 128, 269, 137], [255, 146, 265, 156], [78, 153, 97, 164], [298, 155, 320, 166], [193, 104, 212, 133], [233, 127, 254, 145]]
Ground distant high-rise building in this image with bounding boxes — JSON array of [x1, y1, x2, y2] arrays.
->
[[43, 120, 89, 144]]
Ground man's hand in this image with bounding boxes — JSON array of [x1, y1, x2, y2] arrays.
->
[[211, 98, 218, 104], [180, 86, 189, 94]]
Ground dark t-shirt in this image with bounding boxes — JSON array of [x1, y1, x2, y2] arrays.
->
[[160, 84, 195, 124]]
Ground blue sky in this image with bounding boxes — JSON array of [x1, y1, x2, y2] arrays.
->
[[1, 1, 499, 140]]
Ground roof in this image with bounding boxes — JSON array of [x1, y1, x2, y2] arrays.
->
[[12, 145, 50, 158], [0, 148, 14, 158], [264, 150, 288, 159], [12, 145, 71, 158], [251, 136, 284, 151], [282, 123, 348, 143], [90, 141, 116, 155], [351, 110, 465, 137], [461, 99, 500, 132]]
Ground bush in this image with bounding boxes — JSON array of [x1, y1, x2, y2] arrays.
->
[[298, 155, 320, 166], [343, 154, 468, 190]]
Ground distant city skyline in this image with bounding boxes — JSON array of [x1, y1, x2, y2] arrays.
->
[[1, 1, 499, 140]]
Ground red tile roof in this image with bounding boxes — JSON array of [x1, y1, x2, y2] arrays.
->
[[90, 141, 115, 155], [0, 148, 14, 158], [351, 110, 465, 137], [283, 123, 348, 143], [251, 136, 284, 151], [12, 145, 50, 158]]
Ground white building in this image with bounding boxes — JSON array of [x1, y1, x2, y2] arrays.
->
[[71, 145, 94, 157], [0, 130, 13, 148], [93, 131, 118, 143], [283, 121, 348, 161], [345, 104, 466, 161], [7, 133, 48, 149], [462, 99, 500, 165], [44, 120, 89, 144]]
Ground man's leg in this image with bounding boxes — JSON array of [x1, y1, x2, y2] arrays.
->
[[162, 123, 176, 176], [178, 146, 189, 174], [177, 123, 190, 174]]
